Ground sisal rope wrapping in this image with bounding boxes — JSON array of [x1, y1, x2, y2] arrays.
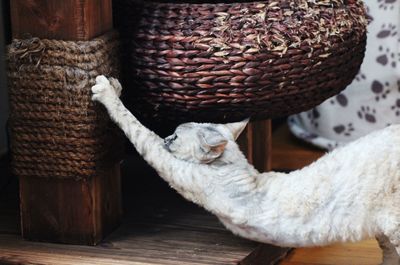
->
[[7, 31, 123, 180]]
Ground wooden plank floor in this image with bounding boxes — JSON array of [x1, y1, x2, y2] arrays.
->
[[281, 240, 381, 265]]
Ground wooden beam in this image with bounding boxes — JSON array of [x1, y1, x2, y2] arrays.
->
[[10, 0, 121, 245], [238, 120, 272, 172], [237, 120, 293, 264], [250, 120, 272, 172], [10, 0, 112, 40], [19, 165, 121, 245]]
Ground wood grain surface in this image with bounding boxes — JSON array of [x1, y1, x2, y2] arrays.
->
[[238, 120, 272, 172], [19, 164, 122, 245], [10, 0, 112, 40], [281, 240, 381, 265]]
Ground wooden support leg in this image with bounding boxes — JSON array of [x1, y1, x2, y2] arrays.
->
[[238, 120, 272, 172], [19, 165, 121, 245], [238, 120, 292, 264], [10, 0, 121, 245]]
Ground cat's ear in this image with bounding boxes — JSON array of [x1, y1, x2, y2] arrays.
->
[[225, 119, 249, 140], [198, 130, 228, 156]]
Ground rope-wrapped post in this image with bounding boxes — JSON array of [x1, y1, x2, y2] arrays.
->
[[7, 9, 123, 244]]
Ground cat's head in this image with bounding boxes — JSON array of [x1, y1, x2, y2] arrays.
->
[[164, 119, 249, 164]]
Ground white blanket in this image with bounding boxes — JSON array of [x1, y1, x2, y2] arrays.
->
[[289, 0, 400, 150]]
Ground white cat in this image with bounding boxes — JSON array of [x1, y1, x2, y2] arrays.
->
[[92, 75, 400, 265]]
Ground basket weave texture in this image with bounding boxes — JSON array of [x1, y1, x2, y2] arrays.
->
[[118, 0, 367, 123], [7, 31, 122, 180]]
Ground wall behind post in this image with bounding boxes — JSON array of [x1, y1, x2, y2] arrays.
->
[[0, 0, 9, 155]]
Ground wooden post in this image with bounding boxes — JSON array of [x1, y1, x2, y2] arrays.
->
[[10, 0, 112, 41], [10, 0, 121, 245], [238, 120, 293, 264], [238, 120, 272, 172]]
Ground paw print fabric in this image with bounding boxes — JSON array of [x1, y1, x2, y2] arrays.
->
[[289, 0, 400, 150]]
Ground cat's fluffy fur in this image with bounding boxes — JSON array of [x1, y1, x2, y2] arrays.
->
[[92, 75, 400, 265]]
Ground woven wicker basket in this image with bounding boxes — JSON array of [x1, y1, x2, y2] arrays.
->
[[117, 0, 367, 123], [7, 32, 123, 180]]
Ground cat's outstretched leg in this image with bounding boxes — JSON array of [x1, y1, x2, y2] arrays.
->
[[377, 234, 400, 265], [91, 75, 194, 194], [91, 75, 157, 145]]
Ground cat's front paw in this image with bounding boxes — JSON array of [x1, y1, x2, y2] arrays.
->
[[91, 75, 119, 103]]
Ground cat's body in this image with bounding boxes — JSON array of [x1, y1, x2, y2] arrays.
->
[[92, 75, 400, 264]]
